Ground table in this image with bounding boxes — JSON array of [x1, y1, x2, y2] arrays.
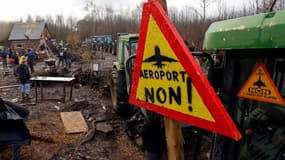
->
[[30, 76, 75, 103]]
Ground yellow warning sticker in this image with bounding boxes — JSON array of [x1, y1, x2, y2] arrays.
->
[[238, 62, 285, 104], [135, 16, 214, 122]]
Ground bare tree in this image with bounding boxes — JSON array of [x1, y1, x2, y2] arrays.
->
[[252, 0, 278, 13], [26, 15, 34, 23], [198, 0, 216, 21], [35, 16, 45, 22], [216, 0, 227, 19]]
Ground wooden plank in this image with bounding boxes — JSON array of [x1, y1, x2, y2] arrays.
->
[[60, 111, 88, 134], [0, 85, 21, 90]]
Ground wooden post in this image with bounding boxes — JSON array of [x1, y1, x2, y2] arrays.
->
[[157, 0, 168, 14], [148, 0, 185, 159]]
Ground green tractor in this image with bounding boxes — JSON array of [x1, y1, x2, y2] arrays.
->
[[203, 10, 285, 160], [110, 33, 139, 116], [110, 10, 285, 160]]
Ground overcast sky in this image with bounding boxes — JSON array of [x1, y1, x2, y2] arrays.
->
[[0, 0, 249, 22]]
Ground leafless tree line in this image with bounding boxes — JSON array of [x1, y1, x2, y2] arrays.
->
[[1, 0, 285, 49]]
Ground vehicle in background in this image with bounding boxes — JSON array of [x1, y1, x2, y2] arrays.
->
[[109, 32, 213, 158], [203, 10, 285, 160], [110, 33, 138, 115], [92, 34, 113, 53]]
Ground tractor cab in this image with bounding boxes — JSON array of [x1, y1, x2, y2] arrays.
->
[[110, 34, 138, 115], [203, 10, 285, 160]]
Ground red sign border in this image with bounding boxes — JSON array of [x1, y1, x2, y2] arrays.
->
[[129, 0, 241, 140], [238, 62, 285, 104]]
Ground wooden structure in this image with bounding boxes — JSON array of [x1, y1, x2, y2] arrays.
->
[[8, 22, 51, 50]]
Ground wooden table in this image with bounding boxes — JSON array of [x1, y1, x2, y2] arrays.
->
[[30, 76, 75, 103]]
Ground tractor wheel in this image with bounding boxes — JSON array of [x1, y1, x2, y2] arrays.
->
[[110, 70, 131, 116], [110, 70, 117, 110]]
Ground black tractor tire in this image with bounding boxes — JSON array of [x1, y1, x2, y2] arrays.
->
[[110, 70, 117, 111], [110, 70, 133, 116]]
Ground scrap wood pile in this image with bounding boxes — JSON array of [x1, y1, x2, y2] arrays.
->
[[72, 68, 92, 85], [51, 100, 144, 160], [72, 67, 107, 91], [77, 47, 97, 61]]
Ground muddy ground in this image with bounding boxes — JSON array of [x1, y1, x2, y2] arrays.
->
[[0, 50, 212, 160], [0, 51, 145, 160]]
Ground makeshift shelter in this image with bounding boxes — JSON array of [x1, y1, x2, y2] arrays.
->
[[8, 22, 51, 50]]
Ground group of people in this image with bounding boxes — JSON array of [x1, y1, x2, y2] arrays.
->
[[0, 47, 36, 101], [1, 45, 73, 101], [0, 47, 36, 73], [57, 47, 72, 68]]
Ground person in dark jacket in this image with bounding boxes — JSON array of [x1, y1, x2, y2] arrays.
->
[[58, 48, 65, 67], [65, 48, 72, 68], [12, 51, 19, 76], [27, 48, 35, 73], [16, 60, 31, 101]]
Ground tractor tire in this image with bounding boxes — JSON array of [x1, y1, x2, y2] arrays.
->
[[110, 70, 132, 116], [110, 70, 117, 111]]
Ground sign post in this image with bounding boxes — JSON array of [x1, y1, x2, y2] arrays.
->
[[152, 0, 185, 160]]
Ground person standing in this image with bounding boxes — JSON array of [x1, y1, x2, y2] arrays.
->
[[27, 48, 35, 73], [16, 60, 31, 101], [65, 48, 72, 68], [11, 51, 19, 76], [0, 48, 8, 69], [58, 48, 65, 67]]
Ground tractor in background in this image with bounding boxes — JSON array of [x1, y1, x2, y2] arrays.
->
[[110, 33, 138, 116], [204, 10, 285, 160], [109, 32, 214, 158], [110, 10, 285, 160]]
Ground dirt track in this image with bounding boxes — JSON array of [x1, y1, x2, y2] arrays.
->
[[0, 51, 145, 160]]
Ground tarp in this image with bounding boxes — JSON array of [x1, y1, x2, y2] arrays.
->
[[0, 98, 31, 146]]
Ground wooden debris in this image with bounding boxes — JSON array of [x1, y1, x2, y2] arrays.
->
[[80, 118, 113, 145], [96, 122, 113, 134], [60, 111, 88, 134], [0, 85, 21, 90], [80, 119, 97, 145]]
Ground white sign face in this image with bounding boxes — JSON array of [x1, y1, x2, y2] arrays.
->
[[92, 63, 99, 71]]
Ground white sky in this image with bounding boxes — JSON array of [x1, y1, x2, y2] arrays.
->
[[0, 0, 249, 22]]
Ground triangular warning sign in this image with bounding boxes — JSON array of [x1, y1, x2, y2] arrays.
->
[[129, 1, 241, 140], [238, 62, 285, 105]]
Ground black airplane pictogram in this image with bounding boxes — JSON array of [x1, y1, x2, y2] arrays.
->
[[253, 76, 266, 88], [253, 69, 266, 88], [143, 45, 177, 68]]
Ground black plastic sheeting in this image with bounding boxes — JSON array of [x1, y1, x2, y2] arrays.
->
[[0, 98, 31, 146]]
